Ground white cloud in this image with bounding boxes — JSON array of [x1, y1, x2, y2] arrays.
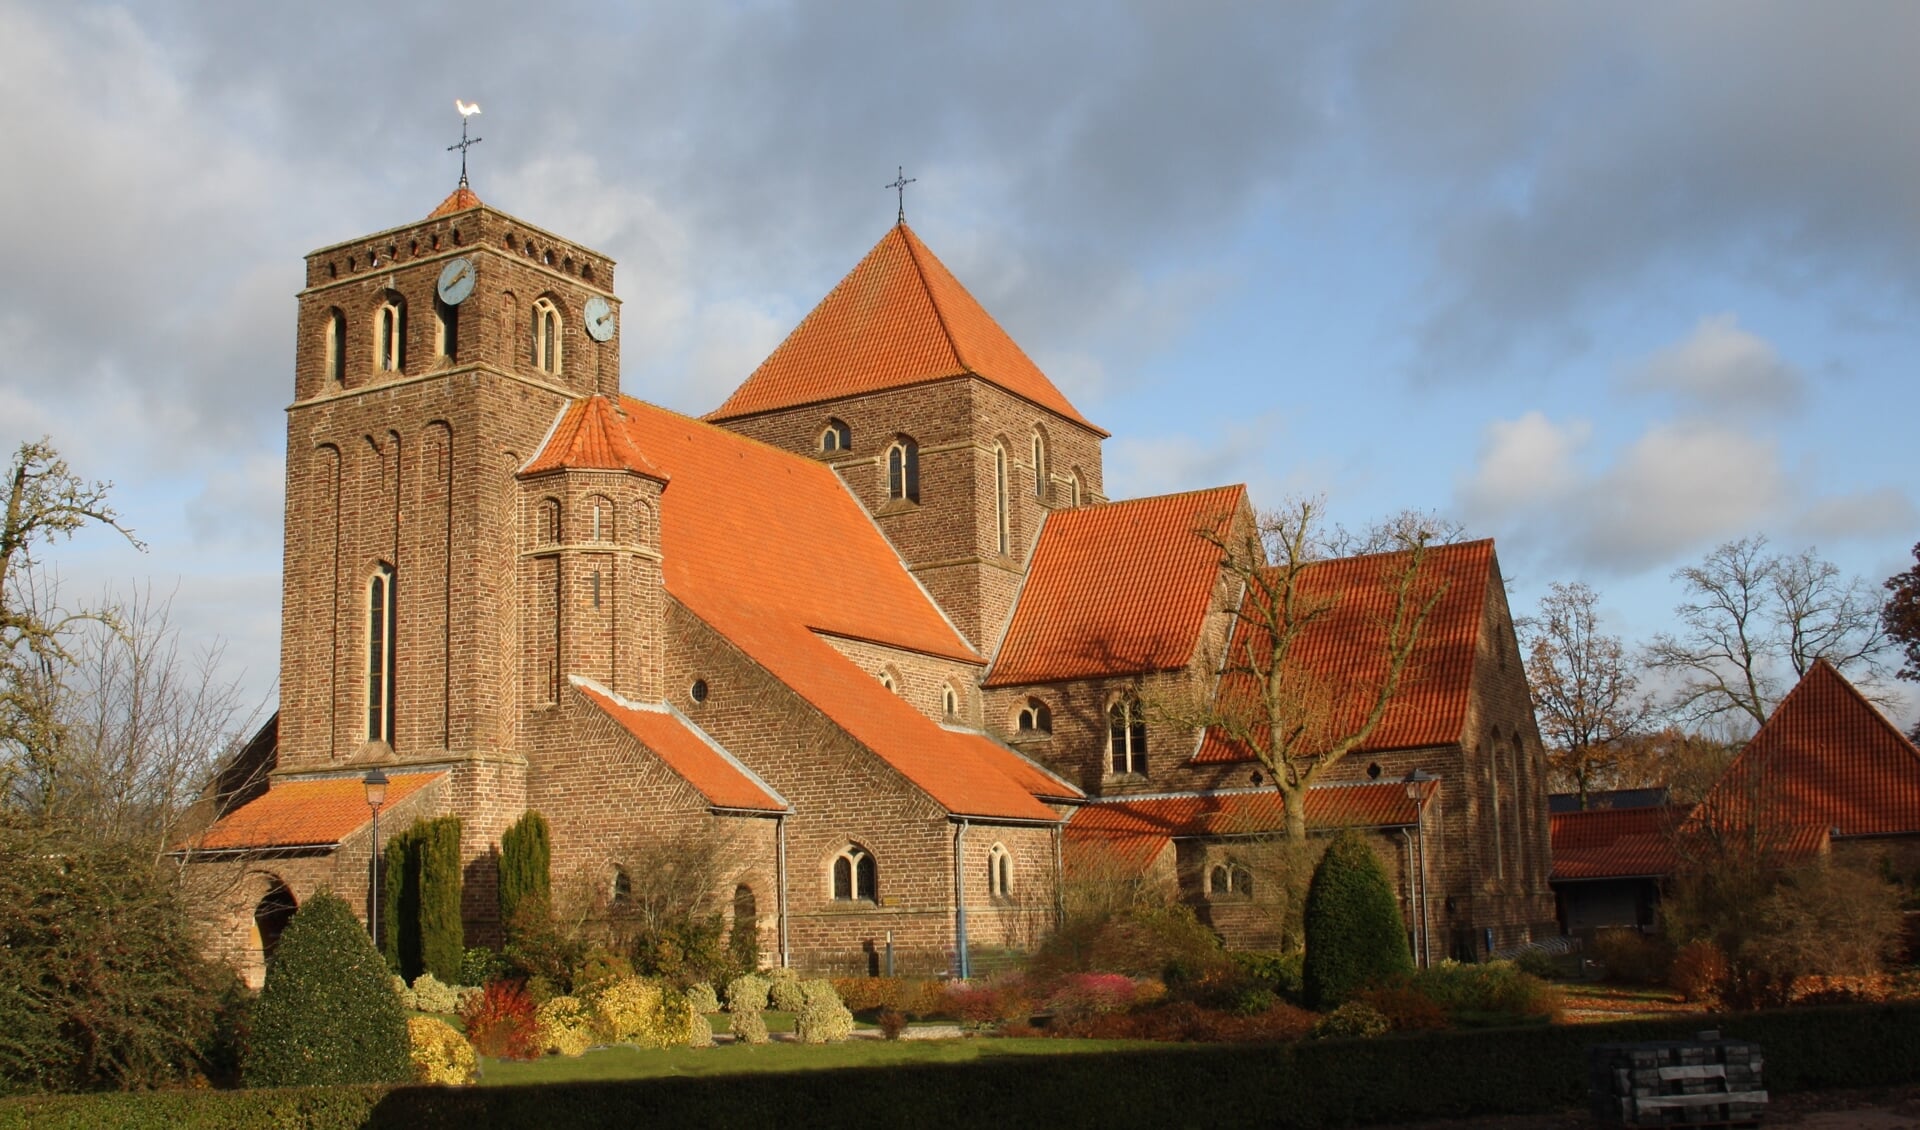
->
[[1623, 314, 1802, 412], [1457, 410, 1589, 516]]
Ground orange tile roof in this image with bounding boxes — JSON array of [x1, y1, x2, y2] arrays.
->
[[428, 185, 483, 219], [1549, 805, 1689, 881], [529, 396, 1062, 822], [186, 772, 443, 851], [575, 681, 786, 812], [945, 729, 1084, 803], [1703, 660, 1920, 838], [1192, 540, 1495, 763], [986, 486, 1247, 686], [521, 395, 665, 479], [1063, 781, 1431, 878], [707, 224, 1103, 434]]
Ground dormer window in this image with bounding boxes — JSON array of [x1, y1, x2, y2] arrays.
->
[[887, 438, 919, 503], [1016, 698, 1052, 734], [532, 297, 562, 375], [821, 419, 851, 453], [374, 295, 405, 372]]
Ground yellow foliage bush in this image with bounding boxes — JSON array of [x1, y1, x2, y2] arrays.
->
[[407, 1017, 477, 1085], [535, 995, 596, 1057], [591, 976, 695, 1049]]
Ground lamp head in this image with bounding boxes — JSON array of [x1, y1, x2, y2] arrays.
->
[[363, 767, 390, 808]]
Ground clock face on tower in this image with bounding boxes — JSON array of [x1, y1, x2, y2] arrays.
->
[[436, 258, 477, 305], [584, 295, 616, 342]]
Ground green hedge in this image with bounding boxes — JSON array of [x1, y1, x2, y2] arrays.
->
[[9, 1003, 1920, 1129]]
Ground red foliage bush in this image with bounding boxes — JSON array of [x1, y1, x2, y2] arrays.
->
[[1668, 940, 1730, 1004], [458, 980, 540, 1060], [1045, 973, 1140, 1021], [1356, 986, 1450, 1031]]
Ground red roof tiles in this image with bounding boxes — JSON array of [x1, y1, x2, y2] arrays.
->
[[521, 395, 665, 479], [1063, 781, 1431, 877], [1549, 805, 1690, 881], [1192, 540, 1495, 763], [1703, 660, 1920, 838], [986, 487, 1247, 686], [427, 185, 483, 219], [707, 224, 1102, 434], [575, 682, 786, 812], [188, 772, 443, 851]]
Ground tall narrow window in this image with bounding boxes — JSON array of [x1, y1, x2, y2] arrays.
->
[[532, 298, 562, 375], [1108, 699, 1147, 774], [374, 296, 405, 372], [887, 438, 919, 502], [1070, 471, 1083, 508], [1031, 430, 1048, 499], [435, 297, 458, 361], [1490, 741, 1505, 880], [994, 444, 1010, 555], [324, 308, 345, 385], [366, 565, 396, 744], [942, 685, 959, 718], [539, 498, 561, 545]]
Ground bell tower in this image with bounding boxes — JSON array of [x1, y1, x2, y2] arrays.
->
[[277, 182, 626, 771]]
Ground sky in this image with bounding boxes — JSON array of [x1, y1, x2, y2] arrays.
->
[[3, 1, 1917, 729]]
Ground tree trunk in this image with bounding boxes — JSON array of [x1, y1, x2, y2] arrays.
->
[[1280, 782, 1308, 841]]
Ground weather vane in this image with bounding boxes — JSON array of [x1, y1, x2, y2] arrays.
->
[[449, 100, 484, 187], [886, 165, 916, 225]]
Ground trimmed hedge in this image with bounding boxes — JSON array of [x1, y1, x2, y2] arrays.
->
[[1302, 829, 1413, 1009], [10, 1003, 1920, 1129], [241, 893, 411, 1088]]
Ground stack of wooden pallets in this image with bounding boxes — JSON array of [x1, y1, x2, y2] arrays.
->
[[1587, 1030, 1767, 1127]]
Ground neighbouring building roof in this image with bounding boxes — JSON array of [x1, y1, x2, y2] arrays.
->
[[1063, 780, 1433, 878], [530, 395, 1064, 822], [986, 486, 1247, 686], [521, 394, 665, 479], [1703, 660, 1920, 838], [706, 223, 1103, 434], [1549, 804, 1691, 881], [575, 681, 787, 813], [1192, 539, 1496, 764], [427, 184, 483, 218], [185, 771, 445, 851]]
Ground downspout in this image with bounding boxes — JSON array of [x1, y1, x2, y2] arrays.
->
[[1051, 822, 1065, 930], [776, 812, 791, 970], [1401, 828, 1419, 968], [954, 818, 971, 980], [1416, 808, 1431, 968]]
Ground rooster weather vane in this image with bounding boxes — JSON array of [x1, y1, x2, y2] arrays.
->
[[449, 100, 483, 187]]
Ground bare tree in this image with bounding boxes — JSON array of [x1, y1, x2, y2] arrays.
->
[[1171, 498, 1450, 840], [1520, 582, 1652, 807], [1646, 536, 1891, 729]]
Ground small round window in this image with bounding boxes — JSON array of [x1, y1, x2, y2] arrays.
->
[[690, 679, 709, 703]]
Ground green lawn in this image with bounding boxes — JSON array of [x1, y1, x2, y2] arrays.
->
[[475, 1036, 1160, 1086]]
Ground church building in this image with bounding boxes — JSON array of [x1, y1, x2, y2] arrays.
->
[[181, 177, 1555, 986]]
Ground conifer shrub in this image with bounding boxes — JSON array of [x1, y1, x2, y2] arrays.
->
[[242, 892, 412, 1087], [729, 1008, 770, 1044], [591, 977, 694, 1048], [406, 1017, 477, 1085], [726, 973, 770, 1013], [686, 982, 721, 1014], [417, 816, 465, 984], [458, 981, 539, 1060], [1301, 830, 1413, 1009], [795, 980, 856, 1044], [497, 811, 551, 928], [534, 996, 596, 1057]]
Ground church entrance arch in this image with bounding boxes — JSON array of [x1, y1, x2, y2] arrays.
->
[[254, 879, 298, 966], [731, 884, 758, 965]]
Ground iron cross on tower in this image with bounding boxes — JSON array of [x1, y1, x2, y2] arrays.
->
[[886, 166, 916, 224], [449, 100, 484, 187]]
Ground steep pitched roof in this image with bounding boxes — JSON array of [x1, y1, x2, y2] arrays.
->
[[1703, 660, 1920, 838], [185, 772, 444, 851], [428, 185, 483, 218], [1192, 540, 1496, 763], [707, 224, 1103, 434], [575, 681, 786, 812], [1063, 780, 1433, 878], [529, 395, 1062, 822], [521, 394, 665, 479], [986, 486, 1246, 686]]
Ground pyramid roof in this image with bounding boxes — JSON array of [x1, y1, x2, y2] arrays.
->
[[707, 224, 1103, 434]]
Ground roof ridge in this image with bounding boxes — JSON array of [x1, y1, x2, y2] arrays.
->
[[1799, 659, 1920, 759]]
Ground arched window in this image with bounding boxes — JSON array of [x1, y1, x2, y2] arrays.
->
[[1489, 737, 1505, 880], [831, 845, 877, 901], [611, 867, 633, 907], [993, 443, 1010, 555], [731, 884, 758, 962], [1031, 429, 1048, 500], [435, 296, 458, 361], [887, 438, 919, 503], [1209, 864, 1254, 898], [1108, 698, 1146, 775], [532, 297, 562, 375], [821, 419, 851, 453], [366, 564, 397, 744], [1069, 471, 1083, 508], [988, 843, 1013, 899], [254, 880, 297, 964], [1016, 698, 1052, 734], [942, 684, 959, 719], [323, 308, 345, 385], [877, 668, 898, 694], [374, 295, 405, 372]]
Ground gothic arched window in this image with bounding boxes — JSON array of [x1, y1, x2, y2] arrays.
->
[[1031, 429, 1048, 500], [942, 684, 959, 719], [831, 845, 877, 902], [821, 419, 851, 453], [374, 295, 405, 372], [993, 443, 1010, 555], [1016, 698, 1052, 734], [324, 308, 346, 386], [532, 297, 562, 375], [366, 564, 397, 744], [988, 843, 1013, 899], [887, 437, 919, 503], [1108, 698, 1147, 775]]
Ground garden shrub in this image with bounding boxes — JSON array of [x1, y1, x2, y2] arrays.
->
[[831, 976, 946, 1015], [1045, 973, 1139, 1021], [391, 975, 414, 1010], [686, 982, 721, 1014], [497, 811, 551, 928], [1355, 985, 1450, 1031], [876, 1008, 909, 1040], [454, 985, 485, 1014], [458, 981, 539, 1060], [726, 973, 770, 1013], [690, 1012, 716, 1048], [1669, 939, 1731, 1003], [1398, 960, 1560, 1026], [502, 899, 588, 994], [629, 913, 740, 989], [406, 1017, 476, 1085], [460, 946, 508, 987], [243, 892, 412, 1087], [943, 982, 1013, 1028], [1311, 1000, 1391, 1039], [1592, 927, 1671, 985], [1032, 902, 1232, 984], [1513, 947, 1561, 980], [408, 971, 459, 1014], [592, 976, 694, 1048], [1231, 950, 1305, 1001], [795, 980, 855, 1044], [767, 967, 805, 1012], [534, 996, 596, 1057], [729, 1008, 770, 1045], [1301, 830, 1413, 1009], [570, 946, 634, 995]]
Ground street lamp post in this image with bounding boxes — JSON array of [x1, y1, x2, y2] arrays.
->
[[364, 768, 389, 948], [1404, 769, 1437, 968]]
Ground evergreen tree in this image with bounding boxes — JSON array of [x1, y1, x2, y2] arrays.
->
[[382, 832, 411, 974], [243, 892, 410, 1087], [417, 816, 465, 984], [1301, 829, 1412, 1009], [498, 810, 551, 930]]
